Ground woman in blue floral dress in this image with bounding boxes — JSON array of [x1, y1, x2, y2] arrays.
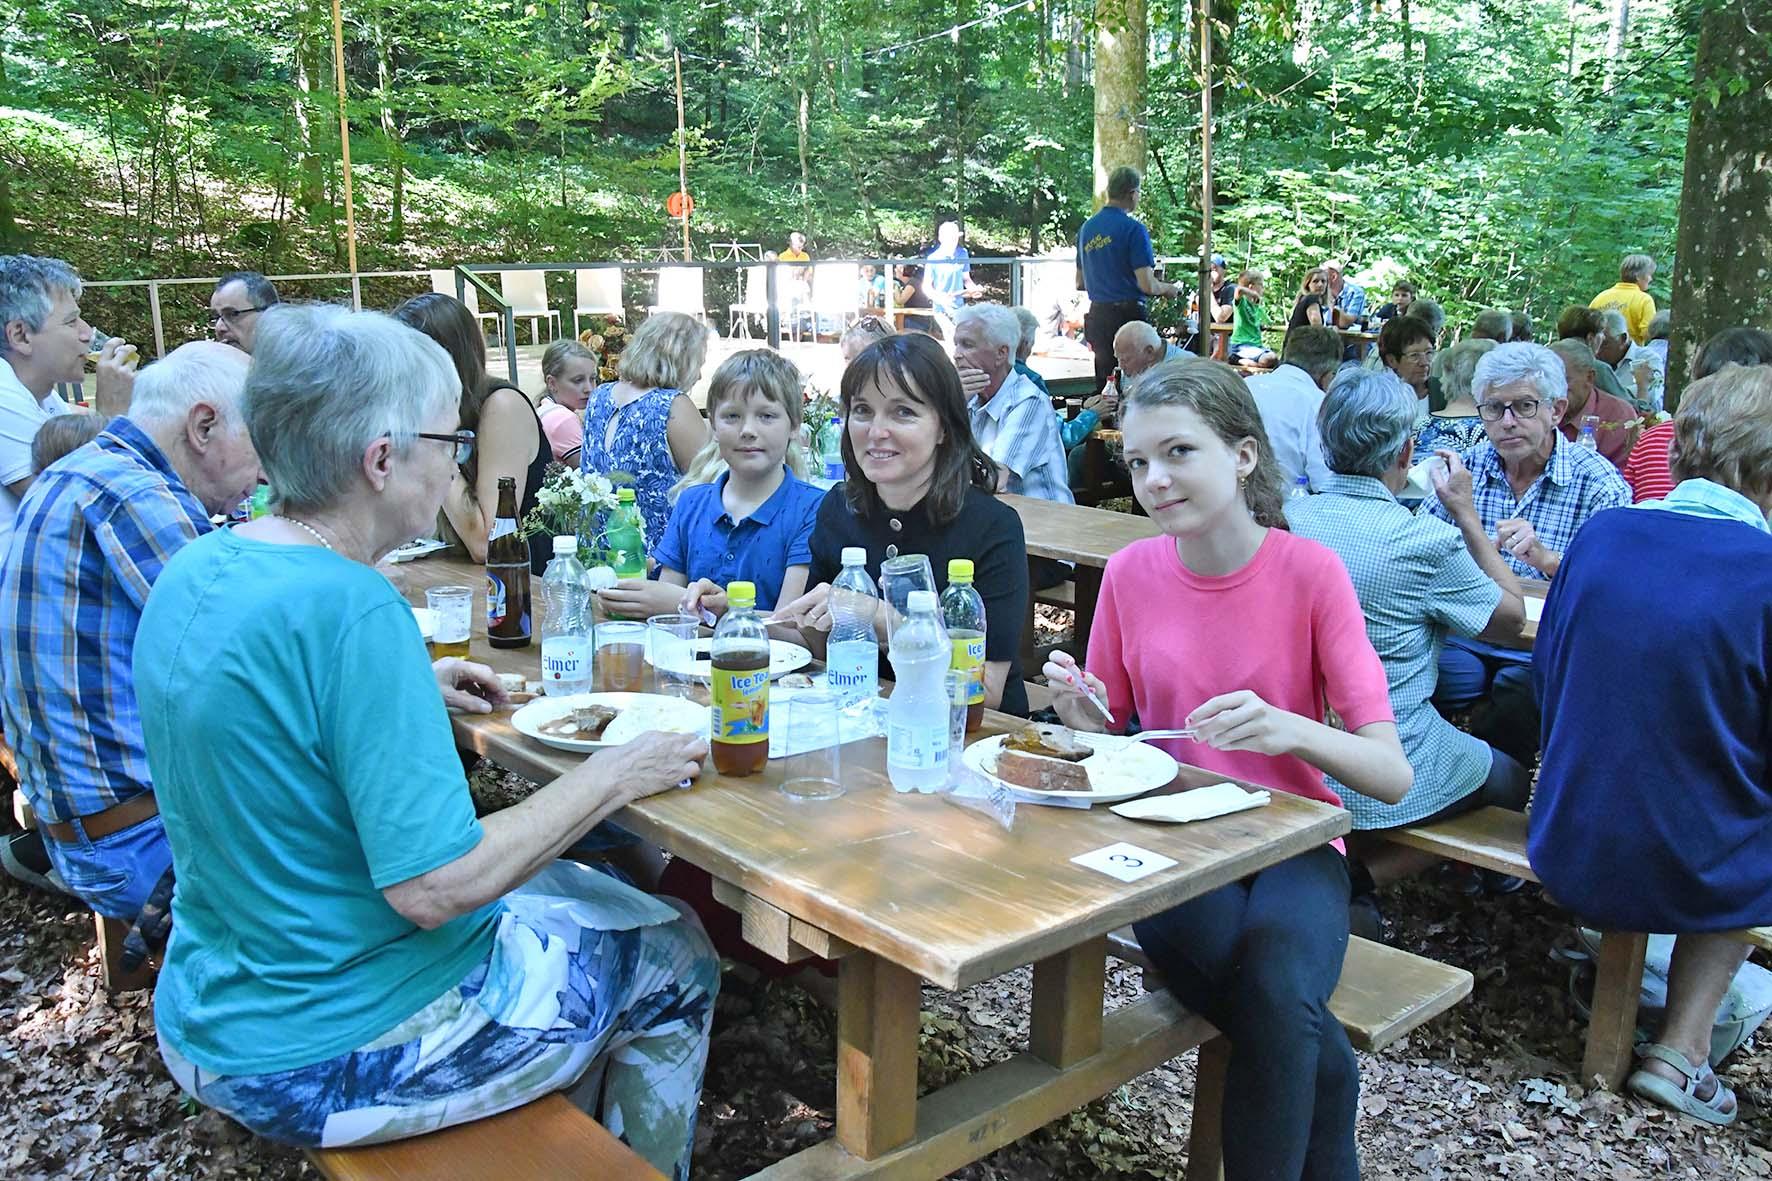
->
[[1414, 338, 1496, 456], [581, 311, 710, 556]]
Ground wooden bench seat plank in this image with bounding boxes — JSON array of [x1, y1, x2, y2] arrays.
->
[[305, 1095, 664, 1181], [1107, 929, 1472, 1053], [1386, 806, 1537, 882]]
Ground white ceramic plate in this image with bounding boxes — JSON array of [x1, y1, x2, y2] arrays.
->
[[511, 692, 709, 753], [961, 732, 1179, 805], [386, 538, 451, 563], [650, 638, 814, 683]]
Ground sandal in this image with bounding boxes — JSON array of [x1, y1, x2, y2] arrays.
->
[[1626, 1043, 1737, 1126]]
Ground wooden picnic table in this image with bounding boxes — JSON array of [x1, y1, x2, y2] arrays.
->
[[1206, 321, 1379, 362], [397, 554, 1349, 1178], [1520, 579, 1547, 645], [1001, 493, 1162, 655]]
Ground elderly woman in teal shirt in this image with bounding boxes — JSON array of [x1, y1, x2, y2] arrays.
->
[[133, 305, 717, 1178]]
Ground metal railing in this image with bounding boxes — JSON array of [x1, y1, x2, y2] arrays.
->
[[73, 254, 1200, 389]]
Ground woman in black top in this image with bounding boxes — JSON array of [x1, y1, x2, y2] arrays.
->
[[1287, 268, 1332, 332], [394, 294, 553, 573], [774, 333, 1031, 716]]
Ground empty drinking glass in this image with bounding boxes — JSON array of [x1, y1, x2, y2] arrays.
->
[[647, 612, 701, 699], [878, 553, 935, 642], [780, 689, 844, 802]]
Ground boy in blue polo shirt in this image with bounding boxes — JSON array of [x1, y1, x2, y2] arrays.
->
[[596, 350, 823, 620]]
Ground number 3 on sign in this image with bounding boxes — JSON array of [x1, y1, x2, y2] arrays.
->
[[1072, 842, 1177, 883]]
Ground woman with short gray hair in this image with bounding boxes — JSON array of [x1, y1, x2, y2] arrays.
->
[[132, 304, 717, 1177], [1416, 338, 1498, 455]]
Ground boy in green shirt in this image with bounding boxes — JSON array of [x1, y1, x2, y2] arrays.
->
[[1229, 269, 1279, 368]]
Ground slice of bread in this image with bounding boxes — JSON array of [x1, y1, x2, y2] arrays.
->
[[994, 748, 1094, 792]]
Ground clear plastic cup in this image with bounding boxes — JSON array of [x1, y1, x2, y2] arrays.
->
[[425, 586, 473, 658], [647, 612, 701, 698], [945, 668, 970, 783], [780, 689, 844, 801], [595, 620, 649, 692]]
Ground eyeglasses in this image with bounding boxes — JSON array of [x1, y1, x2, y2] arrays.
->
[[1400, 347, 1436, 363], [209, 306, 268, 326], [1477, 398, 1542, 422], [415, 430, 476, 464]]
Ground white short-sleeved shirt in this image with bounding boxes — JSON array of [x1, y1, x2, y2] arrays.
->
[[0, 360, 71, 557], [1244, 363, 1333, 492]]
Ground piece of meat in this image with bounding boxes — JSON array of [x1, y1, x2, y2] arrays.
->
[[1002, 723, 1093, 762], [993, 749, 1094, 792], [539, 704, 620, 738]]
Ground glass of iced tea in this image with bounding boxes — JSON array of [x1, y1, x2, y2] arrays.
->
[[596, 621, 649, 692], [426, 586, 473, 659]]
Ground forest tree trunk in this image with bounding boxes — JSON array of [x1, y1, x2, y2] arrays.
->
[[1666, 0, 1772, 408], [1093, 0, 1148, 208], [295, 30, 326, 213], [375, 23, 405, 243], [1604, 0, 1629, 91]]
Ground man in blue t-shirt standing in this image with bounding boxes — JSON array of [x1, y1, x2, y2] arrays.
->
[[1076, 166, 1181, 394]]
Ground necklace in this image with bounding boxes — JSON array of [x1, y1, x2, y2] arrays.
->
[[274, 514, 334, 551]]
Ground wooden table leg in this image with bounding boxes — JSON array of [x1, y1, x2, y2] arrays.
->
[[1583, 930, 1648, 1090], [1188, 1037, 1230, 1181], [1030, 936, 1106, 1068], [1072, 565, 1104, 658], [836, 953, 922, 1159]]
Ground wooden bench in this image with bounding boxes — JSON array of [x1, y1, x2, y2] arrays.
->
[[1105, 928, 1471, 1180], [1376, 806, 1772, 1088], [306, 1095, 664, 1181]]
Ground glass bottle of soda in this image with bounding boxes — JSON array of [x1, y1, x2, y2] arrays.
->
[[940, 558, 987, 731], [710, 581, 770, 776], [486, 476, 532, 649]]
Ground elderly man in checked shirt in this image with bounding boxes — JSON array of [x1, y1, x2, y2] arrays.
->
[[0, 342, 260, 938], [952, 303, 1075, 589], [1421, 342, 1630, 771]]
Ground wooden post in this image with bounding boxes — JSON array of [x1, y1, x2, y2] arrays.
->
[[1030, 937, 1106, 1068], [1583, 931, 1648, 1090], [1194, 0, 1214, 358], [329, 0, 359, 306], [674, 49, 692, 260], [836, 953, 921, 1158], [1188, 1037, 1230, 1181]]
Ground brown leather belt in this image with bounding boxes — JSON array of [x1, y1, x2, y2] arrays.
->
[[43, 793, 159, 844]]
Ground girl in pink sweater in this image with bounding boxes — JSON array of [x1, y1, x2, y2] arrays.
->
[[1044, 359, 1411, 1181]]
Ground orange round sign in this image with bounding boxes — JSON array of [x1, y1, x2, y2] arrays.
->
[[667, 191, 694, 218]]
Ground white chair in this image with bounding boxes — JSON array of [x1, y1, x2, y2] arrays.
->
[[807, 263, 861, 339], [728, 266, 770, 338], [573, 268, 625, 335], [499, 269, 560, 344], [648, 266, 707, 324], [431, 269, 506, 344]]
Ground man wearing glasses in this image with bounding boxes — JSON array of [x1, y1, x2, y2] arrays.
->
[[209, 271, 280, 355], [1423, 342, 1630, 772]]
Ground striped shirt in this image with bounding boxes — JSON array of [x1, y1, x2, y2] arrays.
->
[[1621, 420, 1676, 504], [0, 419, 211, 823], [968, 369, 1075, 506], [1426, 433, 1631, 580]]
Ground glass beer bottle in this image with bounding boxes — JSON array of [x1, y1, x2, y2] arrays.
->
[[710, 581, 770, 776], [486, 476, 532, 649]]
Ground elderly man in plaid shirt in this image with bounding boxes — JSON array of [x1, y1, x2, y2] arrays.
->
[[0, 341, 260, 931], [1423, 342, 1631, 769], [953, 302, 1074, 588]]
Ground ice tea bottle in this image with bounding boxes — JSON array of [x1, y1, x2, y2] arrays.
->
[[711, 581, 770, 776], [940, 559, 987, 731]]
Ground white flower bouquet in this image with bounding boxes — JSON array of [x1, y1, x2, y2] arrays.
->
[[520, 464, 630, 566]]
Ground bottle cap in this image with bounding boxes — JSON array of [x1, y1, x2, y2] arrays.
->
[[841, 546, 867, 567], [617, 487, 636, 503], [947, 558, 974, 581], [727, 581, 757, 609], [907, 590, 937, 613], [553, 535, 577, 555]]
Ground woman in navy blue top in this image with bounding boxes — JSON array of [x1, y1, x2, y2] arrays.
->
[[1531, 364, 1772, 1127]]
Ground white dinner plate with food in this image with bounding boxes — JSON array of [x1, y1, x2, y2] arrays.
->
[[512, 692, 709, 753], [961, 724, 1180, 805], [649, 638, 813, 683], [386, 537, 451, 563]]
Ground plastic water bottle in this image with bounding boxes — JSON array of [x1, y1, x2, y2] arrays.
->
[[886, 589, 950, 793], [1289, 474, 1311, 500], [539, 536, 593, 695], [826, 547, 879, 707], [940, 558, 987, 732], [606, 487, 646, 578], [819, 415, 845, 481], [1577, 415, 1600, 452]]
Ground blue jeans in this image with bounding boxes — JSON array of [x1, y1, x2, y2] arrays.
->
[[1433, 635, 1540, 768], [1133, 845, 1360, 1181], [43, 812, 171, 922]]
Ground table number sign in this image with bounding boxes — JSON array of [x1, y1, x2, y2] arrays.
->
[[1071, 842, 1178, 883]]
